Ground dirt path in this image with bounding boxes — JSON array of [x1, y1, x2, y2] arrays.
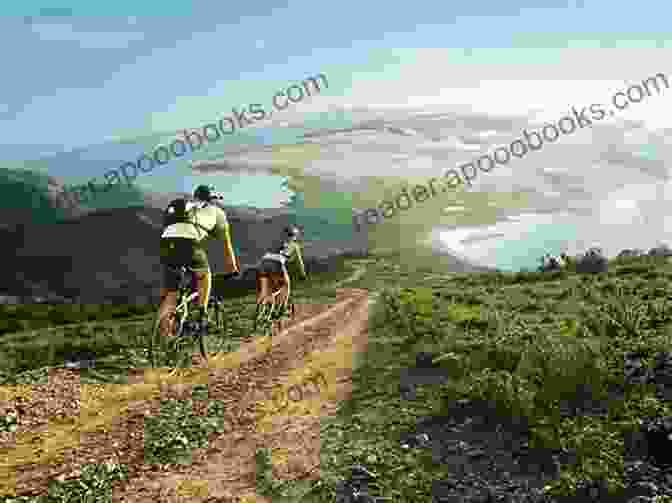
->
[[0, 287, 374, 502]]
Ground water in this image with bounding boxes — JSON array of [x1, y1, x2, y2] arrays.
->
[[437, 213, 580, 271], [10, 111, 589, 268]]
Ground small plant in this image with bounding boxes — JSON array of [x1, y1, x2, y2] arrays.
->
[[254, 448, 287, 497], [143, 399, 225, 465], [0, 409, 18, 433]]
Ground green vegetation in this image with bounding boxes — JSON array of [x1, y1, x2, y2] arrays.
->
[[5, 251, 672, 500], [0, 302, 155, 336], [290, 252, 672, 501], [0, 258, 357, 385], [143, 398, 229, 465], [0, 462, 128, 503]]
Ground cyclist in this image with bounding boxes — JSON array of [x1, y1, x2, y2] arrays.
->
[[256, 224, 307, 317], [158, 184, 239, 337]]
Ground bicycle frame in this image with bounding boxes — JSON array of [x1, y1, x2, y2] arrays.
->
[[175, 288, 199, 323], [254, 286, 295, 336], [151, 266, 205, 369]]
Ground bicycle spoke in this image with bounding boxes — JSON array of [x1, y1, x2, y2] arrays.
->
[[199, 334, 208, 361], [170, 332, 193, 369]]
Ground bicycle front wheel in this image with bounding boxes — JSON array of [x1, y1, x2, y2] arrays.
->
[[166, 317, 197, 369], [254, 301, 273, 336]]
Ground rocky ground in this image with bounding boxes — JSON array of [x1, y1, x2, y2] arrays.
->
[[388, 351, 672, 503]]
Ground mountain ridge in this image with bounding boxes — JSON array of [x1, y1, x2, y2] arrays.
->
[[0, 167, 489, 303]]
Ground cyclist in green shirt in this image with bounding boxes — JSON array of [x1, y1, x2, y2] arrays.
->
[[158, 184, 239, 337]]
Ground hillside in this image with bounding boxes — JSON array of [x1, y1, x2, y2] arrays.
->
[[0, 167, 485, 304], [2, 253, 672, 502], [0, 205, 363, 304]]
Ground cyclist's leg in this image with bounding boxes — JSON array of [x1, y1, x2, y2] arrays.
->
[[158, 287, 178, 337], [257, 258, 280, 303], [277, 266, 291, 310], [256, 272, 270, 304], [193, 269, 211, 310], [270, 270, 289, 317], [158, 238, 183, 337], [191, 245, 212, 322]]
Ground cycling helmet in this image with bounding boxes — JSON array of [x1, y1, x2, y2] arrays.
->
[[194, 184, 223, 202], [284, 225, 301, 238]]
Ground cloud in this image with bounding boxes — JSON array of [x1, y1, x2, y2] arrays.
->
[[29, 21, 145, 49], [183, 100, 672, 260]]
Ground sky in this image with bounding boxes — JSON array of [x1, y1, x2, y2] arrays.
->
[[2, 0, 672, 153], [2, 1, 672, 267]]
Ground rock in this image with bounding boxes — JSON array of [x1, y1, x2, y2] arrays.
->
[[416, 352, 436, 368], [575, 247, 608, 273], [399, 382, 417, 400], [0, 294, 21, 304], [62, 349, 96, 369], [649, 244, 672, 257], [625, 351, 652, 385], [619, 248, 645, 258], [633, 481, 659, 497], [640, 416, 672, 466]]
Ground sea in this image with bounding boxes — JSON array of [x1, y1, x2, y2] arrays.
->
[[13, 118, 602, 272]]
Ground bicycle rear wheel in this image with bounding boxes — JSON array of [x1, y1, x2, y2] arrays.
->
[[150, 311, 182, 368], [209, 298, 224, 331], [166, 318, 196, 369], [198, 323, 208, 361]]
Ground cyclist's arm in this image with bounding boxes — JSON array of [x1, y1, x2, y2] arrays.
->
[[291, 241, 307, 278], [213, 209, 239, 273]]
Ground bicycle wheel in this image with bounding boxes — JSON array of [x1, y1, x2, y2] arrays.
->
[[253, 301, 265, 331], [198, 332, 208, 361], [167, 316, 195, 369], [197, 312, 208, 361], [210, 298, 224, 331], [253, 301, 265, 332], [260, 302, 275, 337], [150, 311, 180, 368]]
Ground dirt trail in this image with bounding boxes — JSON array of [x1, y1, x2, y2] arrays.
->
[[0, 287, 374, 502]]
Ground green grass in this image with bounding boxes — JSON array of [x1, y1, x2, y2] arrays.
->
[[0, 303, 156, 336], [275, 253, 672, 501], [6, 252, 672, 501], [0, 257, 358, 385]]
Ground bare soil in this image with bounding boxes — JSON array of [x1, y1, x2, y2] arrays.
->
[[0, 288, 372, 502]]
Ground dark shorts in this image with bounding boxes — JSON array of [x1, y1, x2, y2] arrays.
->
[[257, 258, 286, 275], [256, 258, 288, 297], [160, 237, 210, 290]]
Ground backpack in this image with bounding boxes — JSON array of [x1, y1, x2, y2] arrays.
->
[[163, 198, 212, 236], [163, 198, 192, 227]]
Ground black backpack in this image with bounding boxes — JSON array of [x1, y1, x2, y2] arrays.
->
[[163, 198, 192, 227], [163, 198, 218, 238]]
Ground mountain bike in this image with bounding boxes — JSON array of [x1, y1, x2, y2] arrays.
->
[[253, 286, 296, 338], [149, 265, 224, 369]]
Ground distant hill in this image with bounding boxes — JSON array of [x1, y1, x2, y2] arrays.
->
[[0, 167, 485, 303], [0, 203, 371, 303], [0, 168, 72, 226]]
